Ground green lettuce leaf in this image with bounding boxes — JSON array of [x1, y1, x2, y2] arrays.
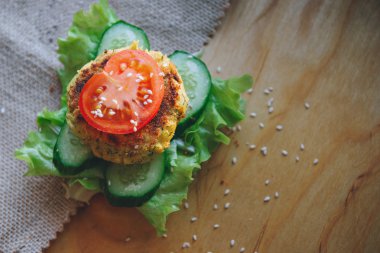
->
[[57, 0, 118, 105]]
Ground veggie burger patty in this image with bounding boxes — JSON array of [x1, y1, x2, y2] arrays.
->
[[66, 43, 188, 164]]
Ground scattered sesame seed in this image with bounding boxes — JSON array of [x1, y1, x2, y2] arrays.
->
[[213, 204, 219, 210], [260, 146, 268, 156], [231, 156, 237, 165], [100, 96, 106, 101], [143, 101, 148, 105], [133, 126, 137, 132], [213, 224, 220, 229], [240, 247, 246, 253], [230, 239, 236, 247], [304, 102, 311, 109], [250, 112, 257, 118], [136, 79, 141, 83], [184, 202, 189, 209], [263, 196, 271, 202], [134, 145, 139, 149], [162, 233, 168, 238], [190, 216, 198, 222], [300, 143, 305, 151], [224, 189, 231, 196], [295, 156, 300, 162], [274, 192, 280, 198], [108, 109, 116, 116], [120, 63, 127, 71], [224, 202, 231, 209], [192, 234, 197, 241], [112, 99, 118, 104], [231, 126, 237, 132], [236, 125, 242, 131], [264, 88, 270, 95], [109, 70, 114, 75], [159, 72, 165, 76], [147, 99, 153, 104], [125, 237, 131, 242], [134, 111, 139, 116], [144, 95, 149, 99], [265, 179, 270, 185], [216, 66, 222, 73], [249, 144, 256, 150], [147, 89, 153, 95], [118, 86, 123, 91], [126, 72, 133, 77], [268, 87, 274, 92], [247, 88, 253, 94], [276, 125, 283, 131], [281, 150, 288, 156], [259, 122, 265, 129], [150, 72, 154, 78], [267, 97, 274, 107], [313, 158, 319, 165], [268, 106, 274, 114], [182, 242, 190, 249], [207, 252, 213, 253]]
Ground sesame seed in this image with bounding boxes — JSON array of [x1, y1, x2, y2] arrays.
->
[[126, 72, 133, 77], [112, 99, 118, 104], [304, 102, 311, 109], [216, 66, 222, 73], [268, 87, 274, 92], [120, 63, 127, 71], [118, 86, 123, 91], [182, 242, 190, 249], [276, 125, 283, 131], [134, 111, 139, 116], [236, 125, 242, 131], [213, 204, 219, 210], [159, 72, 165, 76], [130, 119, 137, 125], [162, 233, 168, 238], [240, 247, 246, 253], [143, 95, 149, 99], [163, 62, 169, 67], [136, 79, 141, 83], [147, 99, 153, 104], [207, 252, 213, 253], [213, 224, 220, 229], [133, 126, 137, 132], [249, 144, 256, 150], [134, 145, 139, 149], [230, 239, 236, 247], [281, 150, 288, 156], [274, 192, 280, 198], [261, 146, 268, 156], [264, 88, 270, 95], [267, 97, 274, 107], [125, 237, 131, 242], [147, 89, 153, 95], [192, 234, 197, 241], [263, 195, 271, 202], [259, 122, 265, 129], [108, 109, 116, 116], [268, 106, 274, 114], [231, 126, 237, 132], [231, 156, 237, 165], [224, 202, 231, 209], [300, 143, 305, 151], [184, 202, 189, 209], [224, 189, 231, 196], [191, 216, 198, 222], [313, 158, 319, 165], [143, 101, 148, 105], [109, 70, 114, 75], [100, 96, 106, 101], [265, 179, 270, 185], [247, 88, 253, 94], [296, 156, 300, 162], [250, 112, 257, 118], [150, 72, 154, 78]]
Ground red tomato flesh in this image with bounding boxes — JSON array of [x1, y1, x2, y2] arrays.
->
[[79, 50, 165, 134]]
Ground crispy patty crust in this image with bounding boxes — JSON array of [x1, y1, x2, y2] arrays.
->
[[66, 44, 188, 164]]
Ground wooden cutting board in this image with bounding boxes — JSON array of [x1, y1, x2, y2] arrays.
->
[[47, 0, 380, 252]]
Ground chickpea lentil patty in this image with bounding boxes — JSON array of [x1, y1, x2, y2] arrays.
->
[[66, 44, 188, 164]]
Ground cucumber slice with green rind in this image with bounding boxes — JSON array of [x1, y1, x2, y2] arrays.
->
[[103, 154, 166, 207], [169, 50, 212, 130], [53, 123, 93, 175], [97, 20, 150, 55]]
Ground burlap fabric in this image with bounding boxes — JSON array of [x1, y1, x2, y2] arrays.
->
[[0, 1, 228, 252]]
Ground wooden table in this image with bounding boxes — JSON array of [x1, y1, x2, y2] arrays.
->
[[47, 0, 380, 252]]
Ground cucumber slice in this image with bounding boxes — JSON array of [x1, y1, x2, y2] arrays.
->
[[53, 123, 93, 175], [104, 154, 166, 207], [169, 51, 211, 129], [97, 20, 150, 55]]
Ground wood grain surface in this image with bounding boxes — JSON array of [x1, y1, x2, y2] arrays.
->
[[47, 0, 380, 252]]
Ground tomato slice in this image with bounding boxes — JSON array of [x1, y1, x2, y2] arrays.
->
[[79, 50, 165, 134]]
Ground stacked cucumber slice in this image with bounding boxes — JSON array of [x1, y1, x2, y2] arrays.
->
[[54, 21, 211, 207]]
